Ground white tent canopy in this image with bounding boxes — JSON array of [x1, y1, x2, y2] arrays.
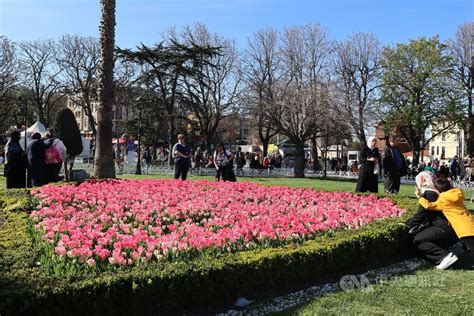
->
[[19, 121, 47, 150], [20, 121, 46, 137]]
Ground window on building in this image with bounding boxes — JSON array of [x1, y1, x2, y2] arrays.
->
[[441, 133, 446, 141], [431, 146, 435, 156], [436, 147, 439, 155], [441, 146, 445, 159], [243, 129, 249, 135]]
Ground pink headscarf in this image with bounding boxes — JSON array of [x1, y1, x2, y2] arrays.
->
[[415, 171, 436, 193]]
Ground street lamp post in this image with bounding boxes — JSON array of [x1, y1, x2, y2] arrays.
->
[[323, 126, 328, 178], [135, 97, 143, 175], [20, 96, 28, 187], [18, 96, 28, 150]]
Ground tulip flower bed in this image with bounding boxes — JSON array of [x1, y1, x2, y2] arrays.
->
[[2, 186, 417, 315], [30, 179, 406, 272]]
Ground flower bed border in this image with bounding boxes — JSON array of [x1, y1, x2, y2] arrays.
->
[[0, 188, 417, 315]]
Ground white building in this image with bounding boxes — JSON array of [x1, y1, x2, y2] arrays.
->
[[66, 96, 137, 137], [428, 126, 466, 164]]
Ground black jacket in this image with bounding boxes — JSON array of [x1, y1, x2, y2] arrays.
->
[[405, 190, 450, 229], [382, 145, 407, 176]]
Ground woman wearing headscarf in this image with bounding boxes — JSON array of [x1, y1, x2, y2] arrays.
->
[[405, 171, 458, 269], [4, 130, 27, 188], [355, 137, 380, 193]]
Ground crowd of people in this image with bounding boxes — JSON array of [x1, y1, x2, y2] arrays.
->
[[352, 136, 474, 270], [3, 129, 67, 188], [355, 136, 474, 195]]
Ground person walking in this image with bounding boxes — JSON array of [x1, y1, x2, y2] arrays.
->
[[115, 144, 125, 175], [172, 134, 191, 180], [4, 131, 27, 188], [193, 147, 204, 175], [43, 129, 67, 183], [142, 146, 152, 174], [382, 136, 407, 194], [449, 155, 459, 180], [236, 147, 246, 176], [355, 137, 380, 193]]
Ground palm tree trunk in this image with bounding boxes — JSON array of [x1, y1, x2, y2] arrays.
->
[[93, 0, 116, 179]]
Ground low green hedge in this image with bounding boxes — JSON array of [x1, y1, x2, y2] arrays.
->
[[0, 189, 418, 315]]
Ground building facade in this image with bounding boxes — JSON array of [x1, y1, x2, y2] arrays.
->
[[428, 126, 466, 164], [66, 96, 136, 138]]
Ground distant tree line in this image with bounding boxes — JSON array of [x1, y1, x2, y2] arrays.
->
[[1, 21, 472, 177]]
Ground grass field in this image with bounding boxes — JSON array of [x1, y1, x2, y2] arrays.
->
[[283, 265, 474, 315]]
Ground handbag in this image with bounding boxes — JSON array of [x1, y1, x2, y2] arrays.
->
[[44, 145, 62, 165]]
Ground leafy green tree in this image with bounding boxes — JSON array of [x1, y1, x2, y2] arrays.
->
[[117, 38, 220, 165], [54, 108, 83, 180], [380, 37, 462, 165]]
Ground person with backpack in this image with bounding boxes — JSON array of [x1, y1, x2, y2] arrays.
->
[[43, 129, 67, 184], [213, 143, 234, 182]]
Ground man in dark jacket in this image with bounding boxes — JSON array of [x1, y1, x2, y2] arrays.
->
[[382, 136, 407, 194], [27, 132, 50, 187]]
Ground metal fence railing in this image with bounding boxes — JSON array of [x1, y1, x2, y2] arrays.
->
[[72, 161, 474, 190]]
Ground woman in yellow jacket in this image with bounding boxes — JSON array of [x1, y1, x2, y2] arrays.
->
[[417, 178, 474, 269]]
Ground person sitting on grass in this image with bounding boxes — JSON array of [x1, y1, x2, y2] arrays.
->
[[407, 171, 457, 269], [416, 178, 474, 269]]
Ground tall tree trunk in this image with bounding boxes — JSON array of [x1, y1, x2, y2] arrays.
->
[[262, 139, 269, 158], [168, 116, 175, 167], [294, 144, 306, 178], [310, 135, 320, 171], [93, 0, 116, 179], [468, 99, 474, 156], [411, 150, 420, 168], [204, 133, 213, 155]]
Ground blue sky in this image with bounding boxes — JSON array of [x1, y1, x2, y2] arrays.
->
[[0, 0, 472, 48]]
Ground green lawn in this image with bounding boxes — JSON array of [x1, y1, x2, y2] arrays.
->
[[284, 266, 474, 315]]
